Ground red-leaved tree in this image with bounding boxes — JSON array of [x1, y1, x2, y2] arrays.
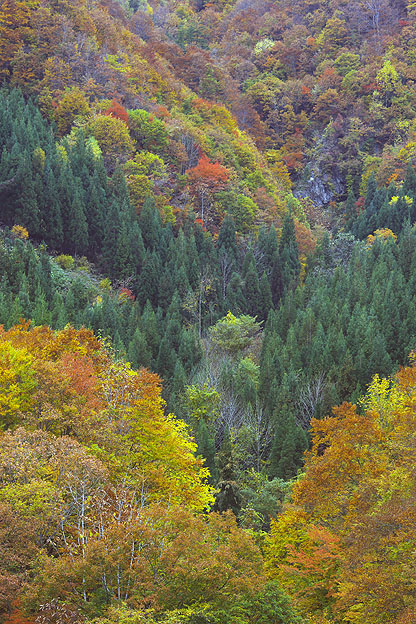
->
[[103, 100, 129, 124], [186, 154, 229, 223]]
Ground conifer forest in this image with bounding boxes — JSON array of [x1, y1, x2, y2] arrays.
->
[[2, 0, 416, 622]]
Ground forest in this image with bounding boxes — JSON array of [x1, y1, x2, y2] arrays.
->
[[1, 0, 416, 622]]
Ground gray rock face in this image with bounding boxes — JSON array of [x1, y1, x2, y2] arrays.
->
[[294, 168, 345, 206], [294, 122, 346, 207]]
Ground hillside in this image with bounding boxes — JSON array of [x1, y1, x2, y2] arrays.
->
[[3, 0, 416, 215], [1, 0, 416, 622]]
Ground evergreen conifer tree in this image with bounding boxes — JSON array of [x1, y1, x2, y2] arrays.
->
[[279, 211, 300, 292], [259, 272, 273, 321], [196, 419, 218, 484], [127, 328, 152, 369], [244, 260, 261, 318], [214, 428, 242, 515], [64, 184, 88, 256]]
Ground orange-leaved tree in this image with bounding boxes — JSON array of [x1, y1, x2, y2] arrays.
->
[[186, 154, 229, 224], [103, 99, 129, 124], [0, 323, 213, 510], [28, 505, 264, 611], [0, 322, 216, 617], [265, 364, 416, 623]]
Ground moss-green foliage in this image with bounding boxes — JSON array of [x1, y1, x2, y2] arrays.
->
[[210, 312, 262, 355]]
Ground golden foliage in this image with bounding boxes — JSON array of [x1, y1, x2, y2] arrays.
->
[[266, 361, 416, 622]]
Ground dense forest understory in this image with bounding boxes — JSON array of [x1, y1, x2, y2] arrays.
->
[[2, 0, 416, 622]]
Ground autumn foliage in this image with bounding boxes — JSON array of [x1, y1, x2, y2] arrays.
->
[[0, 322, 280, 620], [103, 100, 129, 124], [266, 365, 416, 623], [3, 0, 416, 620], [186, 154, 230, 222], [0, 322, 212, 509], [186, 154, 229, 189]]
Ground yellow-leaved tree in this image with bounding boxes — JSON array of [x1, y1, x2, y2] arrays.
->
[[0, 322, 215, 616], [0, 323, 213, 510]]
